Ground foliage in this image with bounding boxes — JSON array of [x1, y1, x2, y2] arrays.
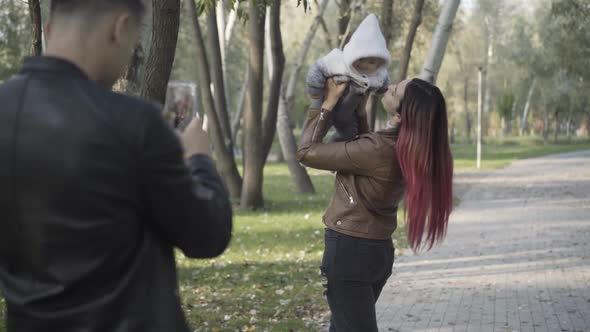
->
[[0, 0, 31, 82], [437, 0, 589, 140], [549, 0, 590, 79], [496, 88, 514, 120]]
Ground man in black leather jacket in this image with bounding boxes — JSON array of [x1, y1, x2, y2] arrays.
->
[[0, 1, 232, 331]]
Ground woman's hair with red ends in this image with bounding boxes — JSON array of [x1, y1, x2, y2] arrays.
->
[[396, 78, 453, 252]]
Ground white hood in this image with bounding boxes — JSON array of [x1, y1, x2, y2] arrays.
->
[[318, 14, 390, 92], [342, 14, 391, 72]]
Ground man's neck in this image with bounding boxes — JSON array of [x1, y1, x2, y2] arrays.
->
[[44, 50, 100, 82], [44, 28, 102, 82]]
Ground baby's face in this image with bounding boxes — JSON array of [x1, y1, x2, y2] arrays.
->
[[353, 57, 385, 75]]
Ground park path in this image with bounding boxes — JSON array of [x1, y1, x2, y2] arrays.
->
[[376, 149, 590, 332]]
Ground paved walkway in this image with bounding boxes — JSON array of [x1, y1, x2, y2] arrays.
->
[[376, 150, 590, 332]]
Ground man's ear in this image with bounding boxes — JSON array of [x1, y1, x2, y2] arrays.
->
[[110, 13, 131, 45]]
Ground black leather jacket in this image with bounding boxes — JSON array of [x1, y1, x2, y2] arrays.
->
[[0, 57, 232, 332]]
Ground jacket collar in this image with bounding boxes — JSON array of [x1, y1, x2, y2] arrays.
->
[[21, 56, 90, 81], [378, 127, 400, 138], [376, 120, 401, 138]]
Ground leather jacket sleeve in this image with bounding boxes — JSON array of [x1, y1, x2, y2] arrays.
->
[[139, 107, 232, 258], [296, 107, 384, 176]]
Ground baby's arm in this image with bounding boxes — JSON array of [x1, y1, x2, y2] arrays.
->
[[306, 60, 328, 99], [307, 56, 350, 99]]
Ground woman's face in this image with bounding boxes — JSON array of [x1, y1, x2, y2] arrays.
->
[[381, 79, 410, 118]]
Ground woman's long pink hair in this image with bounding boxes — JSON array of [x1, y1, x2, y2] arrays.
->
[[396, 79, 453, 252]]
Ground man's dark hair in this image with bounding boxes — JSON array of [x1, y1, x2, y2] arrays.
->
[[50, 0, 146, 19]]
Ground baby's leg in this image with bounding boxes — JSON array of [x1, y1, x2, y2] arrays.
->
[[330, 88, 362, 142]]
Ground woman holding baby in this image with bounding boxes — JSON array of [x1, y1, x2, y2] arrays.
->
[[297, 14, 454, 332]]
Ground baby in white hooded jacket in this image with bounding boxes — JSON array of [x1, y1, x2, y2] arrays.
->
[[307, 14, 391, 142]]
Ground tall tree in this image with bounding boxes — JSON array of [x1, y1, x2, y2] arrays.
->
[[337, 0, 353, 46], [277, 0, 331, 194], [418, 0, 460, 84], [380, 0, 394, 45], [231, 71, 249, 145], [207, 11, 234, 152], [240, 0, 266, 208], [261, 0, 285, 162], [366, 0, 395, 131], [338, 0, 366, 49], [395, 0, 425, 83], [28, 0, 42, 56], [519, 79, 535, 135], [188, 0, 243, 199], [115, 0, 152, 95], [137, 0, 180, 104]]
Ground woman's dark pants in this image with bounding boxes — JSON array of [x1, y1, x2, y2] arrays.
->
[[322, 228, 395, 332]]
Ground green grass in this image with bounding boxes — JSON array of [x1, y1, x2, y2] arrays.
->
[[452, 136, 590, 169], [1, 137, 589, 332]]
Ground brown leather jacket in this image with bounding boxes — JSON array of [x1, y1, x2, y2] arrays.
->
[[296, 107, 405, 240]]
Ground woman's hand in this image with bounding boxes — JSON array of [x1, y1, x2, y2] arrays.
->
[[322, 78, 348, 111]]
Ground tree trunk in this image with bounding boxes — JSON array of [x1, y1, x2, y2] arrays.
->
[[566, 107, 573, 138], [418, 0, 460, 84], [553, 109, 559, 143], [505, 99, 516, 136], [380, 0, 394, 46], [265, 12, 272, 79], [277, 0, 331, 194], [319, 17, 334, 49], [40, 0, 49, 49], [338, 0, 353, 46], [28, 0, 42, 56], [366, 0, 396, 131], [216, 1, 232, 143], [520, 78, 536, 135], [207, 12, 234, 152], [136, 0, 180, 104], [240, 0, 266, 209], [542, 108, 549, 144], [464, 76, 471, 143], [188, 0, 242, 199], [225, 3, 238, 46], [231, 70, 249, 145], [339, 0, 364, 49], [395, 0, 424, 83], [216, 1, 227, 68], [117, 0, 152, 95], [261, 0, 285, 163], [482, 31, 493, 115]]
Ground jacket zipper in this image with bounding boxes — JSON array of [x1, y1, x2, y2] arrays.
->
[[337, 176, 355, 205], [311, 109, 325, 142]]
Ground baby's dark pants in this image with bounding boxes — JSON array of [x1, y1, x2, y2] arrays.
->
[[327, 83, 365, 142]]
